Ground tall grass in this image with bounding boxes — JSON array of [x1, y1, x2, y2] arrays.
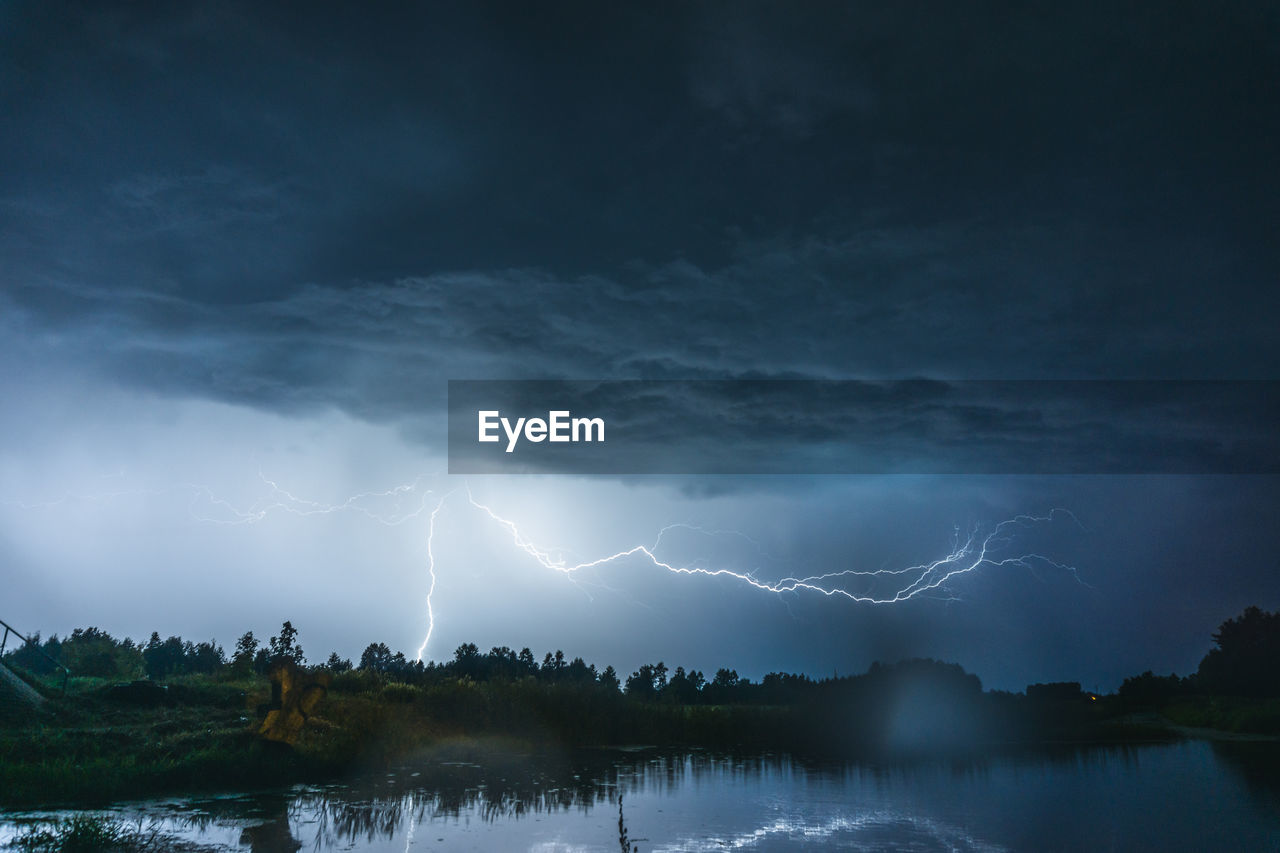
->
[[10, 815, 175, 852]]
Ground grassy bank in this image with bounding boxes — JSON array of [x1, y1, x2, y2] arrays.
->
[[0, 670, 745, 807], [1, 675, 312, 807], [6, 604, 1276, 810], [1157, 695, 1280, 734], [0, 666, 1208, 810]]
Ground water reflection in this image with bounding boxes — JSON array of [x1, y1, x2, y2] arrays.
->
[[1210, 740, 1280, 810], [237, 795, 298, 853], [3, 741, 1278, 852], [656, 811, 1011, 853]]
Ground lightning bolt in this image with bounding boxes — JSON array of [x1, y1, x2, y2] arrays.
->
[[5, 473, 1085, 665], [463, 490, 1085, 617], [187, 471, 436, 527], [415, 493, 450, 662]]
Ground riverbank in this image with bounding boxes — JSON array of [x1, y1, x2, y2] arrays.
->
[[0, 671, 470, 807], [5, 667, 1266, 810]]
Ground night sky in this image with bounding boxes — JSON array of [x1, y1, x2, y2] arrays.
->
[[2, 2, 1278, 691]]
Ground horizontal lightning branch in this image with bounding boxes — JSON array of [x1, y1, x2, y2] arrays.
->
[[467, 490, 1085, 612]]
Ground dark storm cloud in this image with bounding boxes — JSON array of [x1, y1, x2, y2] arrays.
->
[[3, 1, 1278, 444]]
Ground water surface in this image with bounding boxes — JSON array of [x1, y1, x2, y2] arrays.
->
[[3, 740, 1278, 852]]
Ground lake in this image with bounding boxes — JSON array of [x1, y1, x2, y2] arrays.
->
[[3, 739, 1278, 852]]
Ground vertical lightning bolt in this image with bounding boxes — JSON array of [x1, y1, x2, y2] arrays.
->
[[415, 493, 450, 662]]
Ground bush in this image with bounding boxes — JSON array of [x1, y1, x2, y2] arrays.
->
[[380, 682, 422, 704]]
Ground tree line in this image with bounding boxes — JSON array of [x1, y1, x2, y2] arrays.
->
[[6, 605, 1279, 704], [1117, 605, 1280, 705]]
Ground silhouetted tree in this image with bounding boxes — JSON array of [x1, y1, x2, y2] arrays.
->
[[541, 650, 567, 680], [518, 647, 538, 675], [360, 642, 394, 672], [389, 651, 411, 676], [325, 652, 353, 672], [1119, 670, 1187, 706], [231, 631, 258, 676], [453, 642, 483, 679], [185, 639, 225, 674], [486, 646, 518, 679], [4, 632, 61, 676], [267, 621, 305, 667], [1026, 682, 1083, 701], [564, 656, 597, 683], [599, 665, 620, 691], [142, 633, 185, 679], [625, 662, 668, 699], [1196, 606, 1280, 697], [759, 672, 811, 704], [711, 668, 740, 689], [664, 666, 704, 703], [139, 633, 223, 678], [58, 627, 143, 678]]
